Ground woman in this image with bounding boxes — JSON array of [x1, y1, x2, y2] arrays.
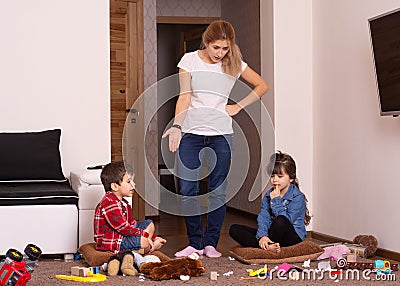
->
[[163, 20, 269, 258]]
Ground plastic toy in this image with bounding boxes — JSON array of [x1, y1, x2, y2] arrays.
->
[[56, 265, 107, 282], [55, 273, 107, 282], [0, 244, 42, 286], [373, 260, 391, 274], [247, 265, 270, 277]]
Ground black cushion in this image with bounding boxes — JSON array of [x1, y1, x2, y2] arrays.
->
[[0, 129, 65, 181], [0, 181, 78, 206]]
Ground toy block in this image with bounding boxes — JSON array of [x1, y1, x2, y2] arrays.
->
[[71, 266, 81, 276], [210, 271, 218, 280], [79, 268, 90, 277], [346, 253, 357, 262], [71, 266, 90, 277], [289, 271, 300, 280], [91, 266, 100, 274]]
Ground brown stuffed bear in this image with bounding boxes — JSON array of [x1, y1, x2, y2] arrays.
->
[[139, 256, 206, 281], [107, 250, 138, 276], [353, 234, 378, 257]]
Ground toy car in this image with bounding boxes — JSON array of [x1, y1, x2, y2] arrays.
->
[[373, 260, 391, 275], [0, 244, 42, 286]]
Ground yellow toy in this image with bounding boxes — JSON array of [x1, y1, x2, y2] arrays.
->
[[55, 270, 107, 283], [247, 265, 270, 277]]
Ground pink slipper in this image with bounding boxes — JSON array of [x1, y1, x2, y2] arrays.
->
[[174, 246, 203, 257], [204, 246, 221, 258]]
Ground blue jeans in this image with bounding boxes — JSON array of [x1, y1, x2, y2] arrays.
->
[[120, 219, 153, 250], [177, 133, 233, 249]]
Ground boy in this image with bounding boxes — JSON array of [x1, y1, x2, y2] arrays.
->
[[94, 161, 166, 254]]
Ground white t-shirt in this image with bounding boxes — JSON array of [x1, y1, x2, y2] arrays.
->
[[177, 51, 248, 135]]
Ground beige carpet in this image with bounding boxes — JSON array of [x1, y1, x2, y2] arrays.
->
[[28, 254, 399, 286]]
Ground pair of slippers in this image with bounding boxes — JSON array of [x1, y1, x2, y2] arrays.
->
[[174, 246, 221, 258]]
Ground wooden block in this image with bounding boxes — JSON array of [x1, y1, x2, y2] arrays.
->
[[79, 268, 90, 277], [71, 266, 81, 276], [346, 253, 357, 262], [289, 271, 300, 280], [210, 271, 218, 281]]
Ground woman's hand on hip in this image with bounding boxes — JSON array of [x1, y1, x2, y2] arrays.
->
[[226, 104, 241, 117], [162, 127, 182, 152]]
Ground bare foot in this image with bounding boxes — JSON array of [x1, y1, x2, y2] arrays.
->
[[151, 237, 166, 251], [268, 243, 281, 253]]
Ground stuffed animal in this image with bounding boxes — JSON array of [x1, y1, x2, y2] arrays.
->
[[139, 254, 206, 281], [353, 234, 378, 257], [107, 250, 138, 276]]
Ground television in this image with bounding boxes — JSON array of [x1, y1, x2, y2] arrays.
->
[[368, 8, 400, 116]]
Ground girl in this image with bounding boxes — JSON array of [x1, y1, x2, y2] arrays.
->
[[229, 151, 311, 253], [162, 20, 269, 258]]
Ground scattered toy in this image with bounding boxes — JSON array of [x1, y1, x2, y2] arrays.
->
[[55, 273, 107, 282], [107, 250, 138, 276], [277, 263, 292, 275], [139, 255, 206, 281], [71, 266, 90, 277], [247, 265, 269, 277], [180, 275, 190, 281], [373, 260, 391, 274], [0, 244, 42, 286], [352, 234, 378, 257], [318, 261, 331, 271], [210, 271, 218, 281], [302, 259, 311, 268], [289, 270, 300, 280], [138, 274, 146, 282], [346, 253, 357, 262]]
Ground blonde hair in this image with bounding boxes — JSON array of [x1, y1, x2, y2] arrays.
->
[[201, 20, 243, 77]]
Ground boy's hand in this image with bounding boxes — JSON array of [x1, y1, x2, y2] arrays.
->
[[148, 238, 155, 252]]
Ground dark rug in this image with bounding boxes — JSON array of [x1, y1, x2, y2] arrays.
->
[[28, 255, 399, 285]]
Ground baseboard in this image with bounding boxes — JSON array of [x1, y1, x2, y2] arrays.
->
[[309, 231, 400, 262], [145, 215, 160, 222], [226, 206, 258, 219]]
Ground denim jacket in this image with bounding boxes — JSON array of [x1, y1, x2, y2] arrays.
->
[[256, 184, 306, 241]]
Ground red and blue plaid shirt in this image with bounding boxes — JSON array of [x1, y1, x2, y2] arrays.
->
[[94, 192, 143, 253]]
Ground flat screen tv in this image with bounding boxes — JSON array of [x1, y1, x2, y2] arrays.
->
[[368, 8, 400, 116]]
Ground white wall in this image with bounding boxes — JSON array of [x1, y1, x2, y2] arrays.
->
[[0, 0, 111, 176], [272, 0, 314, 229], [313, 0, 400, 252], [269, 0, 400, 253]]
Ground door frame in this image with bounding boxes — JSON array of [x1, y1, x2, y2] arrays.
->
[[110, 0, 145, 220]]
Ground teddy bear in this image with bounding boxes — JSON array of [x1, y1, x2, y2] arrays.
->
[[139, 254, 206, 281], [107, 250, 138, 276], [353, 234, 378, 257]]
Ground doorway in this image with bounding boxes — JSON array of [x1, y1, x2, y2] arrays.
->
[[156, 23, 209, 194]]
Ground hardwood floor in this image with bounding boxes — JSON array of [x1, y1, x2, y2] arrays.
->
[[153, 208, 258, 257]]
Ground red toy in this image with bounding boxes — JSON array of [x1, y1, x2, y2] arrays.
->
[[0, 244, 41, 286]]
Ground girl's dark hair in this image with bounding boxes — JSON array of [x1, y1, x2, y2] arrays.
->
[[200, 20, 243, 77], [267, 151, 311, 226], [100, 161, 133, 192]]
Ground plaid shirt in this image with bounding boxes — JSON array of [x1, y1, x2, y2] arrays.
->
[[94, 192, 143, 253]]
